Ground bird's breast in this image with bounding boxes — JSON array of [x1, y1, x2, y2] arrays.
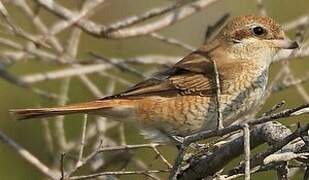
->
[[219, 69, 268, 123]]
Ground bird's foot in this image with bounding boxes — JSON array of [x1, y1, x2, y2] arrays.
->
[[171, 135, 205, 150]]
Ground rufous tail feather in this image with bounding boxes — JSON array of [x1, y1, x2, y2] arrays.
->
[[10, 99, 132, 120]]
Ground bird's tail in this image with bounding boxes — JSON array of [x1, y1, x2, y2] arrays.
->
[[10, 99, 135, 120]]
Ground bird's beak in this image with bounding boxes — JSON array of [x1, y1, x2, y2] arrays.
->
[[272, 38, 299, 49]]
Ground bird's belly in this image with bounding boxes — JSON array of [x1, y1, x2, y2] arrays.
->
[[133, 72, 267, 141], [135, 96, 214, 138]]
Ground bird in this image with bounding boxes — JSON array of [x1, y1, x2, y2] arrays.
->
[[10, 15, 299, 142]]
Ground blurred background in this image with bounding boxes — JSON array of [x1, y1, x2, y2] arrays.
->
[[0, 0, 308, 179]]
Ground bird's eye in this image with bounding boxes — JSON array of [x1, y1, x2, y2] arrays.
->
[[252, 26, 266, 36]]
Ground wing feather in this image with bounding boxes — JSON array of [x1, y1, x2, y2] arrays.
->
[[104, 41, 227, 99]]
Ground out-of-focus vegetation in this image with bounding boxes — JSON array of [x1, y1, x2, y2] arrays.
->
[[0, 0, 308, 179]]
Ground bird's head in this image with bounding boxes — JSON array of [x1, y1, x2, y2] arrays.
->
[[218, 15, 298, 65]]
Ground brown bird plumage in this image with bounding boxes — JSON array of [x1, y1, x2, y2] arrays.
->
[[10, 15, 299, 142]]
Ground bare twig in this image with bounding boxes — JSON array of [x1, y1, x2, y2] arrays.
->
[[169, 143, 186, 180], [78, 75, 103, 97], [76, 114, 88, 167], [243, 124, 251, 180], [178, 122, 291, 179], [0, 130, 60, 179], [53, 77, 71, 151], [69, 169, 169, 180], [184, 104, 309, 144], [264, 152, 309, 164], [283, 14, 309, 31], [304, 166, 309, 180], [11, 0, 63, 51], [89, 52, 145, 78], [204, 13, 230, 43], [232, 124, 309, 176], [172, 104, 309, 179], [60, 153, 65, 180], [20, 55, 179, 84], [256, 0, 267, 16], [149, 32, 195, 51], [152, 145, 173, 169], [35, 0, 223, 38], [49, 0, 105, 36], [0, 2, 50, 48], [213, 60, 223, 130], [262, 101, 286, 116], [41, 119, 54, 154], [97, 143, 165, 152]]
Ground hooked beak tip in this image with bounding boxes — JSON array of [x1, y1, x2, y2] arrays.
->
[[288, 41, 299, 49]]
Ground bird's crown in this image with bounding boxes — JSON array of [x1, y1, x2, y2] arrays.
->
[[220, 15, 284, 41]]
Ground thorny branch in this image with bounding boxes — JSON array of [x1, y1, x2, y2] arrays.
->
[[0, 0, 308, 180]]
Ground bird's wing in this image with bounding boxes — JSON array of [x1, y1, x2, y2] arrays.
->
[[103, 42, 234, 99]]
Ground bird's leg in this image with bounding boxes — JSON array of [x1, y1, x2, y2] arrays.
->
[[171, 135, 185, 150], [171, 135, 205, 150]]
